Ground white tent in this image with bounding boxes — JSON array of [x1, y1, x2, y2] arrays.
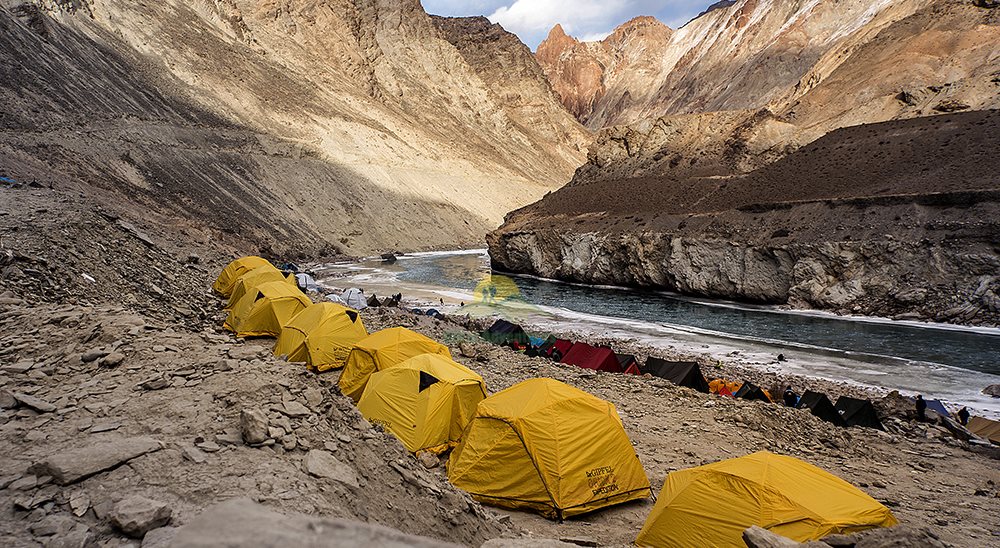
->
[[341, 288, 368, 310], [295, 273, 320, 292], [326, 294, 348, 306]]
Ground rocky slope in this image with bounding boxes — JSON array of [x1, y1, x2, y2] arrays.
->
[[1, 162, 998, 547], [0, 0, 588, 256], [489, 110, 1000, 326]]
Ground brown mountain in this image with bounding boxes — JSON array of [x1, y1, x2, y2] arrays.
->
[[535, 17, 673, 127], [0, 0, 588, 255], [494, 0, 1000, 325]]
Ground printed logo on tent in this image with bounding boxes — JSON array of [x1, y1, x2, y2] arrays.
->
[[586, 465, 620, 497]]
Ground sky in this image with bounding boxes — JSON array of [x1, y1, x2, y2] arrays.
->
[[423, 0, 715, 50]]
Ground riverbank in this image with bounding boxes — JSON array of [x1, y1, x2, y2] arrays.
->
[[314, 252, 1000, 418]]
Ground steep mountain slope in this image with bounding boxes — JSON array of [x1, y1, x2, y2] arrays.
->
[[431, 16, 587, 163], [564, 0, 1000, 183], [492, 0, 1000, 324], [538, 0, 998, 131], [0, 0, 588, 255]]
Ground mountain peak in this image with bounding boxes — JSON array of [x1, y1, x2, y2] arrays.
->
[[613, 15, 670, 34], [546, 23, 572, 41]]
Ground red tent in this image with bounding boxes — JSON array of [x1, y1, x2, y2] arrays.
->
[[623, 363, 642, 375], [561, 342, 623, 373], [548, 338, 574, 361]]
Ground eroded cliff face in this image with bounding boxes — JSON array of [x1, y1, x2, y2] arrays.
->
[[0, 0, 588, 254], [489, 110, 1000, 326], [538, 0, 999, 136]]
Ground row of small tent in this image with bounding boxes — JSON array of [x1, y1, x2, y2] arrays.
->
[[483, 319, 889, 431], [213, 257, 899, 545]]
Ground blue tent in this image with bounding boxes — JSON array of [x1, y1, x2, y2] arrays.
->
[[925, 399, 950, 418]]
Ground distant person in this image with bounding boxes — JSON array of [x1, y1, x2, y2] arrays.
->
[[958, 407, 970, 426], [783, 387, 798, 408], [915, 395, 927, 422], [777, 353, 786, 362]]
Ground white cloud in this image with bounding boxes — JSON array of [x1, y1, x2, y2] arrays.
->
[[489, 0, 629, 37], [424, 1, 719, 49], [578, 31, 612, 42]]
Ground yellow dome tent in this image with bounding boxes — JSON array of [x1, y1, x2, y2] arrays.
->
[[447, 378, 651, 520], [635, 451, 898, 547], [213, 256, 273, 297], [225, 281, 312, 338], [339, 327, 452, 402], [227, 264, 288, 309], [274, 303, 369, 371], [357, 354, 487, 454]]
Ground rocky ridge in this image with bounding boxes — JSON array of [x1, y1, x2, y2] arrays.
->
[[538, 0, 999, 131], [535, 17, 673, 126]]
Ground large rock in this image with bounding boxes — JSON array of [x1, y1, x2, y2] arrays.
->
[[170, 498, 459, 547], [239, 408, 270, 445], [303, 450, 359, 488], [743, 527, 817, 548], [111, 496, 172, 538], [12, 392, 57, 413], [141, 526, 178, 548], [28, 437, 161, 485], [982, 384, 1000, 398]]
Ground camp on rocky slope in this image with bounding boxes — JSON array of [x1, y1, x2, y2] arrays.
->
[[3, 0, 1000, 545]]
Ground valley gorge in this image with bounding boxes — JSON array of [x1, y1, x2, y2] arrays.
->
[[2, 1, 1000, 547]]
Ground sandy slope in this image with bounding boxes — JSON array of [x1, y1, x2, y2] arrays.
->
[[0, 0, 588, 255]]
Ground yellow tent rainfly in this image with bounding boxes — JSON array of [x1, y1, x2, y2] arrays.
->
[[339, 327, 452, 402], [274, 303, 368, 371], [635, 451, 898, 548], [357, 353, 486, 454], [225, 281, 312, 338], [213, 256, 273, 297], [227, 264, 287, 309], [447, 378, 651, 520], [968, 416, 1000, 445]]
